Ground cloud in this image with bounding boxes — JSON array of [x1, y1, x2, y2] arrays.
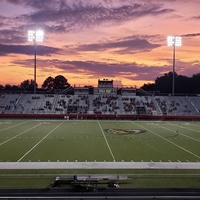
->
[[181, 33, 200, 37], [12, 58, 171, 82], [192, 15, 200, 20], [0, 44, 61, 56], [12, 56, 200, 84], [6, 0, 56, 10], [51, 60, 172, 81], [13, 1, 174, 33], [0, 29, 25, 44], [67, 36, 161, 54]]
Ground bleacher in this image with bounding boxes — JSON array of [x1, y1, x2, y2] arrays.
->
[[187, 96, 200, 115], [1, 93, 200, 116], [0, 93, 20, 113], [93, 95, 120, 114], [155, 96, 199, 116]]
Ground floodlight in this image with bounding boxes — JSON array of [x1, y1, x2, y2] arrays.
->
[[28, 30, 44, 42], [167, 36, 182, 47]]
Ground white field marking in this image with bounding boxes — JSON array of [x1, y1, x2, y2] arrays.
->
[[0, 120, 30, 132], [167, 122, 200, 134], [0, 123, 42, 146], [17, 121, 65, 162], [144, 142, 159, 152], [132, 122, 200, 159], [158, 124, 200, 143], [97, 121, 116, 161]]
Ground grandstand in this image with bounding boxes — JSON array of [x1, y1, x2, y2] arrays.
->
[[0, 79, 200, 119]]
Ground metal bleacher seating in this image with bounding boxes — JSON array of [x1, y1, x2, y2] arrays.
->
[[0, 93, 21, 113], [93, 95, 120, 114], [0, 93, 200, 116]]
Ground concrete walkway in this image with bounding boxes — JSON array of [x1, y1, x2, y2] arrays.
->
[[0, 162, 199, 169]]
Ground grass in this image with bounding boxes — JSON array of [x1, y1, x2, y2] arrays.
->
[[0, 169, 199, 188], [0, 119, 200, 188]]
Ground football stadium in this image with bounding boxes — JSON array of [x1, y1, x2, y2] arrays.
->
[[1, 1, 200, 197], [0, 79, 200, 198]]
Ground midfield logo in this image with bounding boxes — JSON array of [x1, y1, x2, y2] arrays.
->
[[105, 129, 146, 135]]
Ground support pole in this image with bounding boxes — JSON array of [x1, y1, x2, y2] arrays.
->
[[34, 40, 37, 94], [172, 42, 176, 96]]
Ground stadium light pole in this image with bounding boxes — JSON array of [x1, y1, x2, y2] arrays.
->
[[167, 36, 182, 96], [28, 30, 44, 94]]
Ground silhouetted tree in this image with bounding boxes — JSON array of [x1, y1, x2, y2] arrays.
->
[[1, 84, 20, 91], [154, 72, 175, 93], [42, 76, 54, 90], [4, 84, 12, 90], [0, 84, 4, 91], [20, 79, 36, 91], [175, 75, 190, 93], [141, 71, 200, 94], [41, 75, 70, 91], [53, 75, 70, 89], [191, 73, 200, 93], [141, 83, 156, 91]]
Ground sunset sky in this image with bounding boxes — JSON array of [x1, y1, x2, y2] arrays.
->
[[1, 0, 200, 88]]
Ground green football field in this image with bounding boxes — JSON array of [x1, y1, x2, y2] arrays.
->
[[0, 119, 200, 162], [0, 119, 200, 188]]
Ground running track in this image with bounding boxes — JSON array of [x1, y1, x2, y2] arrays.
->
[[0, 162, 199, 169]]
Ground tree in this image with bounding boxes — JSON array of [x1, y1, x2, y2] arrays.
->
[[175, 75, 190, 94], [41, 76, 54, 90], [154, 72, 175, 93], [140, 71, 198, 94], [140, 83, 155, 91], [11, 85, 20, 91], [41, 75, 70, 91], [4, 84, 12, 90], [191, 73, 200, 93], [0, 84, 4, 91], [20, 79, 37, 91], [53, 75, 70, 89]]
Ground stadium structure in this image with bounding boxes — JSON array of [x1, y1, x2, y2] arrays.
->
[[0, 79, 200, 199], [0, 79, 200, 120]]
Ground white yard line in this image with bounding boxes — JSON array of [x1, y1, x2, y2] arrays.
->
[[132, 122, 200, 160], [97, 120, 116, 161], [159, 124, 200, 143], [0, 123, 42, 146], [17, 121, 65, 162], [167, 122, 200, 134], [0, 120, 30, 132]]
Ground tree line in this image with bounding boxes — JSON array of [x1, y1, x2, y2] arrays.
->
[[0, 72, 200, 94], [0, 75, 70, 92], [141, 72, 200, 94]]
